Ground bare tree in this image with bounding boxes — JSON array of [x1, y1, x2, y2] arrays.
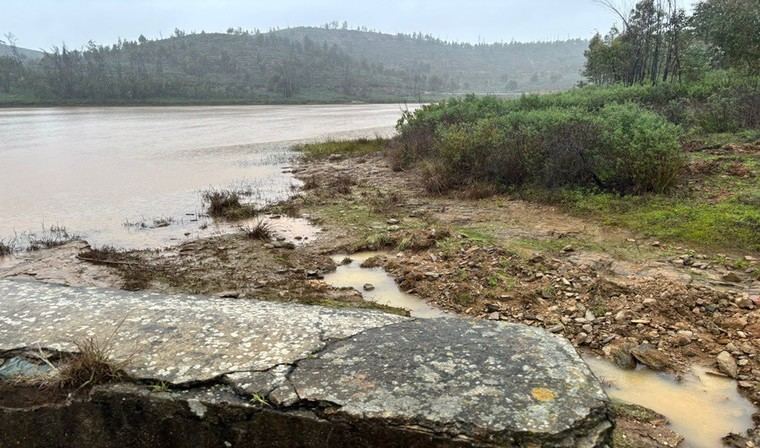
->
[[594, 0, 633, 30]]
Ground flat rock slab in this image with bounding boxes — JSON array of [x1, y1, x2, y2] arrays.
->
[[0, 279, 611, 446], [0, 279, 405, 383], [291, 319, 610, 445]]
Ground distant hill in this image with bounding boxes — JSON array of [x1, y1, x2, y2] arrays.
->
[[273, 27, 588, 93], [0, 28, 587, 105], [0, 43, 43, 61]]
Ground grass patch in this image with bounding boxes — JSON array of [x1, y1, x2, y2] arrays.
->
[[296, 137, 387, 159], [241, 220, 274, 241], [456, 227, 496, 245], [28, 226, 79, 251], [202, 189, 259, 220], [550, 190, 760, 253], [53, 335, 130, 389]]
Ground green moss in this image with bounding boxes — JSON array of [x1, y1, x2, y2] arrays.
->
[[558, 191, 760, 253]]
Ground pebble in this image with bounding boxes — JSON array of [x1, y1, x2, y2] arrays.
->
[[717, 351, 738, 378], [363, 283, 375, 291]]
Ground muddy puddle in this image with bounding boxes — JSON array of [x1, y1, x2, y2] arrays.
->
[[324, 252, 447, 318], [585, 356, 756, 448]]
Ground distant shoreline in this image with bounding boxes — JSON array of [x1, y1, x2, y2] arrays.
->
[[0, 98, 432, 109]]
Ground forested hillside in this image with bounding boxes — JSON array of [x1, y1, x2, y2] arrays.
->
[[0, 27, 586, 105]]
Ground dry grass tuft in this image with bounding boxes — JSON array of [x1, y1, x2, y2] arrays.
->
[[242, 220, 274, 241], [53, 336, 129, 389]]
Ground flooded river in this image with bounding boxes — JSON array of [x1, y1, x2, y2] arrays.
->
[[0, 104, 413, 249]]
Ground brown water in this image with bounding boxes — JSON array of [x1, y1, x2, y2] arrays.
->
[[0, 104, 414, 250], [325, 252, 447, 318], [585, 356, 756, 448]]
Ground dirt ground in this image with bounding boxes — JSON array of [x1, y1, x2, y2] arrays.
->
[[3, 149, 760, 447]]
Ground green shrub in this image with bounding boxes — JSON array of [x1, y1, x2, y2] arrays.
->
[[396, 71, 760, 152], [425, 104, 683, 194]]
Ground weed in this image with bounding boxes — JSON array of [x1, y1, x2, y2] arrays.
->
[[150, 381, 170, 393], [249, 393, 271, 407], [241, 220, 274, 241], [453, 291, 475, 306], [302, 176, 320, 190], [202, 189, 259, 220], [0, 237, 17, 256], [28, 225, 79, 251], [330, 174, 357, 195], [368, 191, 403, 213]]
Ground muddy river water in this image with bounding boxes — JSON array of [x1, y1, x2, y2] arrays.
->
[[0, 104, 414, 249]]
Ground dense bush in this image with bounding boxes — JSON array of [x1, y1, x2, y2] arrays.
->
[[394, 73, 758, 195], [398, 71, 760, 138], [418, 104, 682, 194]]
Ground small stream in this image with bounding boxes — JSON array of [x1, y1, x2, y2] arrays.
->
[[324, 252, 447, 318], [585, 356, 756, 448]]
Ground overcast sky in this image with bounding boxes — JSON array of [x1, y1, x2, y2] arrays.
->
[[1, 0, 697, 51]]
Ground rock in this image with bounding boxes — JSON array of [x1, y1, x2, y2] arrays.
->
[[722, 272, 743, 283], [340, 257, 353, 265], [215, 290, 240, 299], [561, 245, 575, 253], [363, 283, 375, 291], [272, 241, 295, 250], [585, 310, 596, 322], [485, 303, 501, 313], [609, 344, 637, 370], [674, 330, 693, 346], [642, 298, 656, 306], [631, 344, 669, 371], [614, 310, 629, 322], [723, 316, 748, 329], [306, 270, 324, 280], [0, 281, 613, 447], [717, 351, 738, 378], [529, 254, 545, 264], [547, 324, 564, 333], [386, 218, 400, 225], [736, 297, 755, 309], [0, 356, 52, 379], [291, 319, 611, 446]]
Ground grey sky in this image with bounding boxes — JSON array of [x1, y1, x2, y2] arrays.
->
[[2, 0, 697, 51]]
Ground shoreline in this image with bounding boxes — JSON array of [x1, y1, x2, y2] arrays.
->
[[2, 145, 760, 445]]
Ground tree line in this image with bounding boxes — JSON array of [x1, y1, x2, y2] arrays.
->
[[0, 26, 588, 105], [583, 0, 759, 85]]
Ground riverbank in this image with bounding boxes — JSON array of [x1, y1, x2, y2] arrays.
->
[[2, 140, 760, 446]]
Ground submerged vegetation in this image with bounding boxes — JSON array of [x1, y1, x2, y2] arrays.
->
[[201, 189, 260, 220]]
